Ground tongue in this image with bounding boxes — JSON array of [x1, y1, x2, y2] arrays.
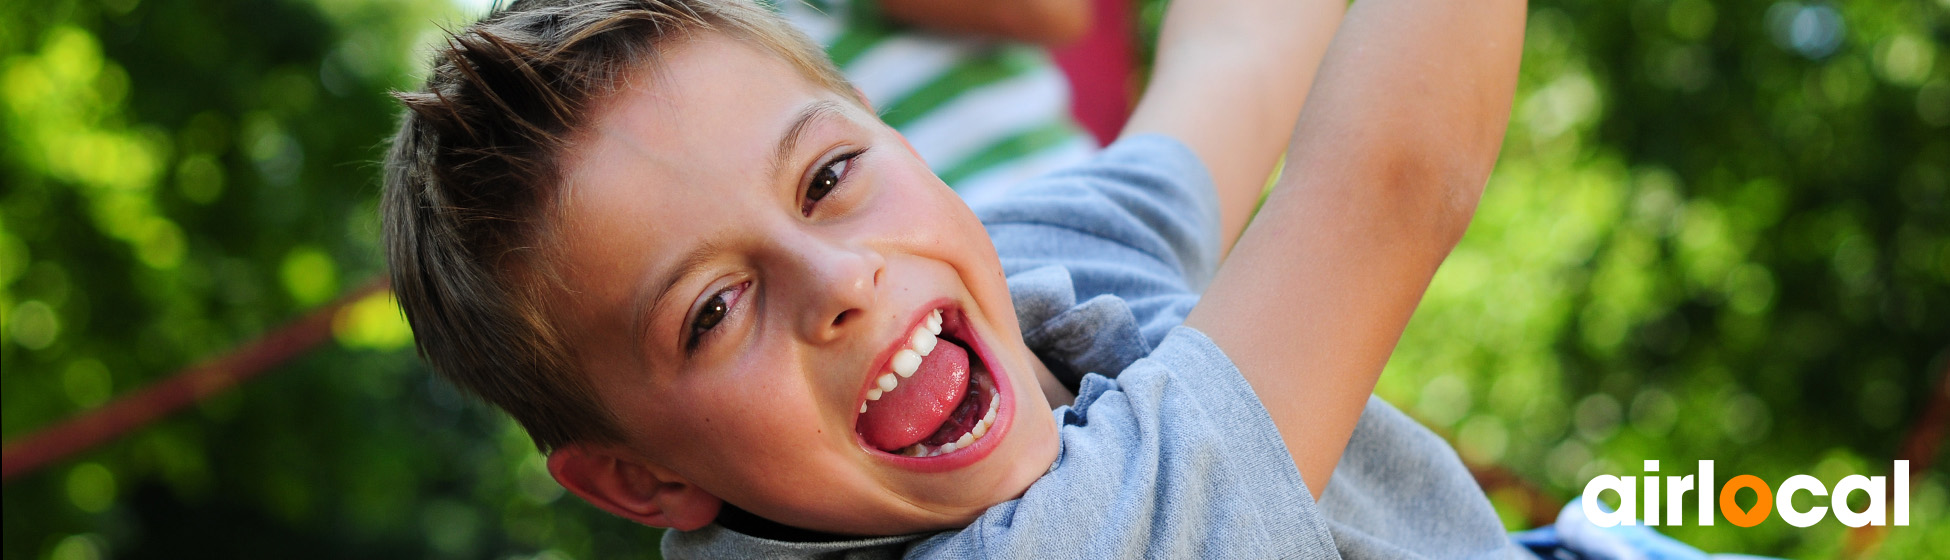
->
[[856, 340, 970, 451]]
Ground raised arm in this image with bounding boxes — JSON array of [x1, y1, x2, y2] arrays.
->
[[1182, 0, 1527, 500], [879, 0, 1093, 46], [1121, 0, 1348, 253]]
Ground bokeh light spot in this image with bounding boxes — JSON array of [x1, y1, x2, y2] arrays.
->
[[9, 299, 60, 349], [1765, 2, 1847, 60], [174, 153, 226, 204], [62, 358, 113, 408], [281, 246, 338, 306], [1875, 34, 1936, 87], [1667, 0, 1717, 41], [65, 463, 116, 513], [423, 499, 483, 557], [332, 289, 414, 350], [1417, 374, 1473, 427], [1724, 263, 1776, 315], [1720, 392, 1773, 444], [1574, 393, 1622, 442], [135, 217, 186, 269], [1630, 388, 1680, 437], [1458, 415, 1510, 464], [48, 534, 107, 560]]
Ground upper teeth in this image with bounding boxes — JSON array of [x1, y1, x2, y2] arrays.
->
[[862, 310, 943, 409]]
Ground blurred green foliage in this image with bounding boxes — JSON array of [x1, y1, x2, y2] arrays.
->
[[1377, 0, 1950, 556], [0, 0, 1945, 558], [0, 0, 656, 557]]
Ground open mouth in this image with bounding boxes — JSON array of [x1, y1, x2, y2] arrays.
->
[[854, 307, 1004, 459]]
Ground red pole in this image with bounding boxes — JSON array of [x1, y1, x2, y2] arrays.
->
[[1844, 355, 1950, 557], [1, 278, 389, 483], [1894, 358, 1950, 476]]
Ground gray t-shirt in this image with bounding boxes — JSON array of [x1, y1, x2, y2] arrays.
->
[[662, 135, 1531, 559]]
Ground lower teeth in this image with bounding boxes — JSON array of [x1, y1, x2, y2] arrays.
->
[[897, 380, 1000, 458]]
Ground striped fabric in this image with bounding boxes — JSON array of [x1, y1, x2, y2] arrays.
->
[[771, 0, 1098, 202]]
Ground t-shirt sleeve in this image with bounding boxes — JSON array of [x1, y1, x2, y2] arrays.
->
[[907, 327, 1340, 558], [973, 134, 1222, 349]]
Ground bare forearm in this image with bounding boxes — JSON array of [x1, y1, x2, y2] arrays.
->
[[1290, 0, 1529, 228], [880, 0, 1092, 45], [1184, 0, 1526, 499], [1121, 0, 1346, 254]]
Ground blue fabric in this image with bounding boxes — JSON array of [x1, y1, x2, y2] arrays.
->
[[1510, 500, 1783, 560], [981, 135, 1220, 351], [912, 327, 1341, 558], [663, 135, 1532, 558]]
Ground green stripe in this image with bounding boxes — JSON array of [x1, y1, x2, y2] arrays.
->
[[938, 122, 1080, 187], [825, 0, 892, 66], [827, 27, 891, 67], [877, 50, 1038, 129]]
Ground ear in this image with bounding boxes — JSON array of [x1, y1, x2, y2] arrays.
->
[[547, 444, 723, 530]]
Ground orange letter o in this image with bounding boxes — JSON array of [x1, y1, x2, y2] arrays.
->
[[1720, 474, 1773, 527]]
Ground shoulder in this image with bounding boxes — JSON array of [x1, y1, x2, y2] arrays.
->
[[986, 135, 1222, 348]]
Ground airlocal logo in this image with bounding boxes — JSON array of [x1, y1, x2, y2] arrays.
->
[[1582, 460, 1911, 528]]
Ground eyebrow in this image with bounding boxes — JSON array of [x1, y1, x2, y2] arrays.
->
[[771, 100, 845, 180], [632, 238, 723, 353]]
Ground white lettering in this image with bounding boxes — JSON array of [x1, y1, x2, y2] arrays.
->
[[1831, 475, 1886, 528], [1645, 460, 1661, 526], [1583, 475, 1638, 527], [1777, 474, 1828, 527], [1896, 460, 1909, 526], [1667, 475, 1694, 525], [1698, 460, 1715, 526]]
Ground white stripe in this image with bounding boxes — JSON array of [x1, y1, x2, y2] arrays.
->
[[844, 35, 985, 106], [900, 66, 1075, 172], [778, 1, 844, 45]]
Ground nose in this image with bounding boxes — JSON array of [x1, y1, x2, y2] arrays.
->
[[783, 238, 886, 343]]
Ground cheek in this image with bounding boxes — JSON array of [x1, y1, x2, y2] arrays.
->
[[871, 163, 986, 250], [645, 385, 835, 485], [637, 357, 830, 462], [713, 352, 836, 439]]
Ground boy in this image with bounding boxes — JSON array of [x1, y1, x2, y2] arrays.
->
[[383, 0, 1526, 556]]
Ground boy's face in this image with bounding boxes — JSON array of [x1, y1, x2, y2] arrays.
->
[[546, 33, 1060, 535]]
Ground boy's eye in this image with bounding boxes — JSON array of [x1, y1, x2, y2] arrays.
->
[[686, 283, 743, 351], [802, 150, 863, 215], [693, 294, 727, 333]]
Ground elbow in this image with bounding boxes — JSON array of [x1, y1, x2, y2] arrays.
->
[[1367, 145, 1494, 251], [1288, 102, 1508, 253], [1406, 122, 1504, 247], [1427, 152, 1482, 246], [1390, 100, 1510, 247], [1433, 159, 1492, 248]]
